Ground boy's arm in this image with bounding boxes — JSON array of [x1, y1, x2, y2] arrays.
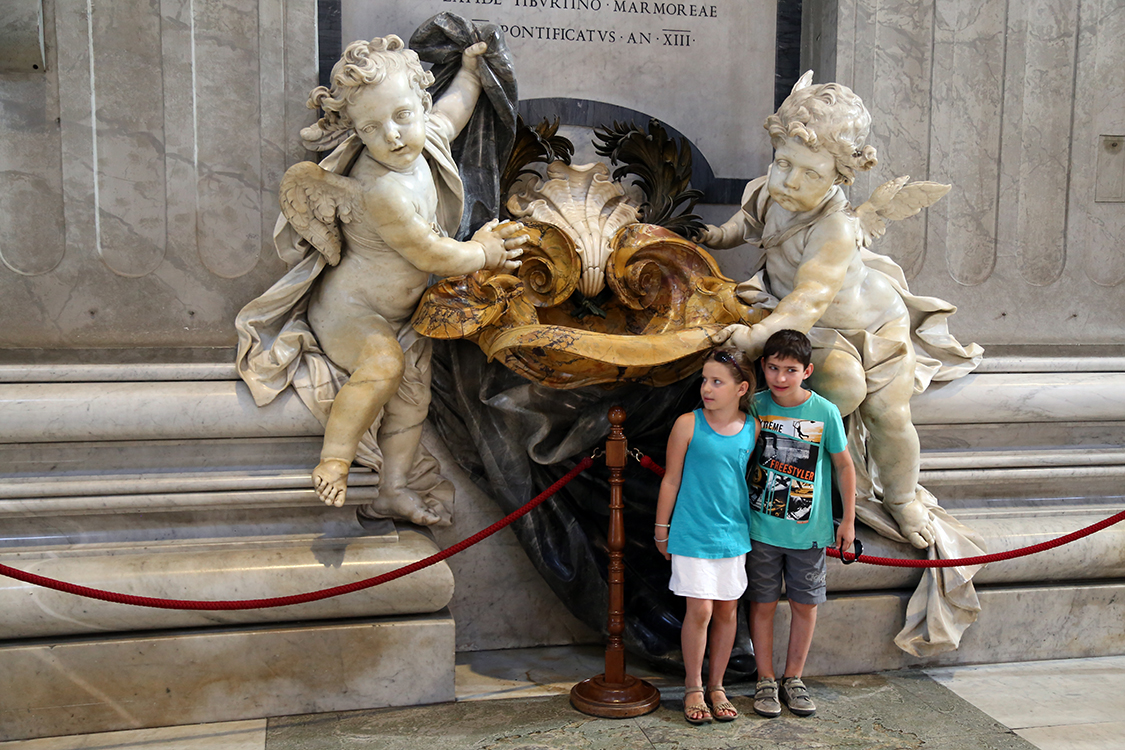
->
[[431, 42, 487, 140], [369, 185, 524, 275], [654, 413, 694, 561], [830, 448, 856, 552], [724, 212, 856, 357]]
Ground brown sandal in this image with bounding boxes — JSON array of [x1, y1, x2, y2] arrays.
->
[[684, 686, 713, 725], [707, 686, 739, 721]]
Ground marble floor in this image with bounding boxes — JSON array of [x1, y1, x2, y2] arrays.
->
[[2, 648, 1122, 749]]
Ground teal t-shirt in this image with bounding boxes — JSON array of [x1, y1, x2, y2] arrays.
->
[[748, 390, 847, 549], [667, 410, 755, 559]]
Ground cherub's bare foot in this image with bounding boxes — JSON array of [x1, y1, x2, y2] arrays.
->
[[360, 486, 450, 527], [312, 458, 351, 507], [886, 495, 935, 549]]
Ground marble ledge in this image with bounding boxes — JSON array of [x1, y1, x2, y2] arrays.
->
[[0, 612, 455, 742], [1, 371, 1124, 445], [787, 582, 1125, 677], [0, 524, 454, 639], [0, 505, 396, 548], [0, 484, 382, 518], [825, 506, 1125, 592]]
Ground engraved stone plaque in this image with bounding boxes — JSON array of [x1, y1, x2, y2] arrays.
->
[[343, 0, 777, 180]]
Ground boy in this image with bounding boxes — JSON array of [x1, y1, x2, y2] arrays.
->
[[746, 329, 855, 718], [702, 72, 945, 549], [236, 33, 526, 525]]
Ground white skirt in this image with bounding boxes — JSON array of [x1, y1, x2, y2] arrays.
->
[[669, 553, 748, 601]]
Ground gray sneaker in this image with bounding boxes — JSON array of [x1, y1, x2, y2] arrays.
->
[[753, 677, 782, 718], [780, 676, 816, 716]]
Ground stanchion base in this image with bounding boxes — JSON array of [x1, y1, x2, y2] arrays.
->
[[570, 673, 662, 718]]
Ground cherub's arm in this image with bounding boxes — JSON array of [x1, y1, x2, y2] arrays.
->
[[368, 182, 524, 276], [724, 212, 856, 356], [701, 209, 762, 249], [700, 176, 768, 249], [654, 413, 694, 561], [431, 42, 488, 140]]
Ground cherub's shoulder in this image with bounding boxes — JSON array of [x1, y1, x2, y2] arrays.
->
[[803, 209, 860, 250]]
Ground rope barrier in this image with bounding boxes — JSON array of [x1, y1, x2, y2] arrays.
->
[[5, 446, 1124, 604], [0, 456, 594, 611], [635, 452, 1125, 569]]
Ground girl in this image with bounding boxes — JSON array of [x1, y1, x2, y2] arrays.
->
[[655, 346, 759, 724]]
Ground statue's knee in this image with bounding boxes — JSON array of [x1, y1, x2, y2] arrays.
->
[[861, 398, 914, 434], [809, 355, 865, 416], [350, 353, 405, 388]]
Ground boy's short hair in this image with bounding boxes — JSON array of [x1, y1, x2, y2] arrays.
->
[[762, 329, 812, 367]]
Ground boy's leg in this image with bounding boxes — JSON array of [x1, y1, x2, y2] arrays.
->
[[747, 543, 785, 717], [748, 600, 777, 679], [783, 600, 817, 678], [778, 547, 826, 716], [682, 597, 714, 722], [749, 600, 782, 717]]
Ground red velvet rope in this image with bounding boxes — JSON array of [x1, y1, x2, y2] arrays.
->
[[0, 456, 594, 611], [637, 453, 1125, 568]]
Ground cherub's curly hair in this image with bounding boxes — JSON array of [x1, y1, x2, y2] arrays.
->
[[300, 35, 435, 151], [764, 81, 877, 185]]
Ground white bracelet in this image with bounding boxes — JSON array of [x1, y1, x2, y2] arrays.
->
[[654, 536, 668, 542], [654, 523, 670, 528]]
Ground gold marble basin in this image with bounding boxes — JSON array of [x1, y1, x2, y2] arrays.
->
[[413, 221, 766, 389]]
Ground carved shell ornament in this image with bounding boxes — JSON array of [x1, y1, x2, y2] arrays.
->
[[413, 117, 764, 388], [506, 161, 640, 298]]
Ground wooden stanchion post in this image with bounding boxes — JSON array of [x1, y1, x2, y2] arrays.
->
[[570, 406, 661, 718]]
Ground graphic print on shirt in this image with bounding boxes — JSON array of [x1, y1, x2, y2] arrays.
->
[[748, 415, 824, 523]]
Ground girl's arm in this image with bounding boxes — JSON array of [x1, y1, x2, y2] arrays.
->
[[654, 413, 694, 560]]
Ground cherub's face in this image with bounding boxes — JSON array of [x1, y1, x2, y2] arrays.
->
[[767, 137, 838, 213], [348, 72, 428, 172]]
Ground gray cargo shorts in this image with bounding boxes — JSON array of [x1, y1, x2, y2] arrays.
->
[[746, 540, 827, 605]]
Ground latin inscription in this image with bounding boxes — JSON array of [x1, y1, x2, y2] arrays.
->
[[441, 0, 722, 46]]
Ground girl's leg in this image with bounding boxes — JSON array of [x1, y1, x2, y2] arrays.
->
[[682, 597, 713, 722], [706, 599, 740, 720]]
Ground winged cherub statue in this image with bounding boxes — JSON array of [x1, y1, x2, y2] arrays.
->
[[235, 33, 526, 525], [702, 71, 982, 550]]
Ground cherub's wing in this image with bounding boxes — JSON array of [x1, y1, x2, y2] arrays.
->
[[278, 161, 362, 265], [854, 176, 951, 245]]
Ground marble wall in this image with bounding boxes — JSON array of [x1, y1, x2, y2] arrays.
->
[[1, 0, 1123, 709], [0, 0, 315, 348], [805, 0, 1124, 347]]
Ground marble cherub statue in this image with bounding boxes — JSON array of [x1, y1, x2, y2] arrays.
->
[[704, 72, 981, 549], [235, 33, 526, 525]]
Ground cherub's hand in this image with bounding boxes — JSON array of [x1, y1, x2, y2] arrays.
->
[[472, 219, 527, 272], [712, 322, 770, 358], [461, 41, 488, 75], [698, 224, 722, 247]]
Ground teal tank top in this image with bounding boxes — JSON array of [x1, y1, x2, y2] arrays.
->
[[667, 409, 755, 559]]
